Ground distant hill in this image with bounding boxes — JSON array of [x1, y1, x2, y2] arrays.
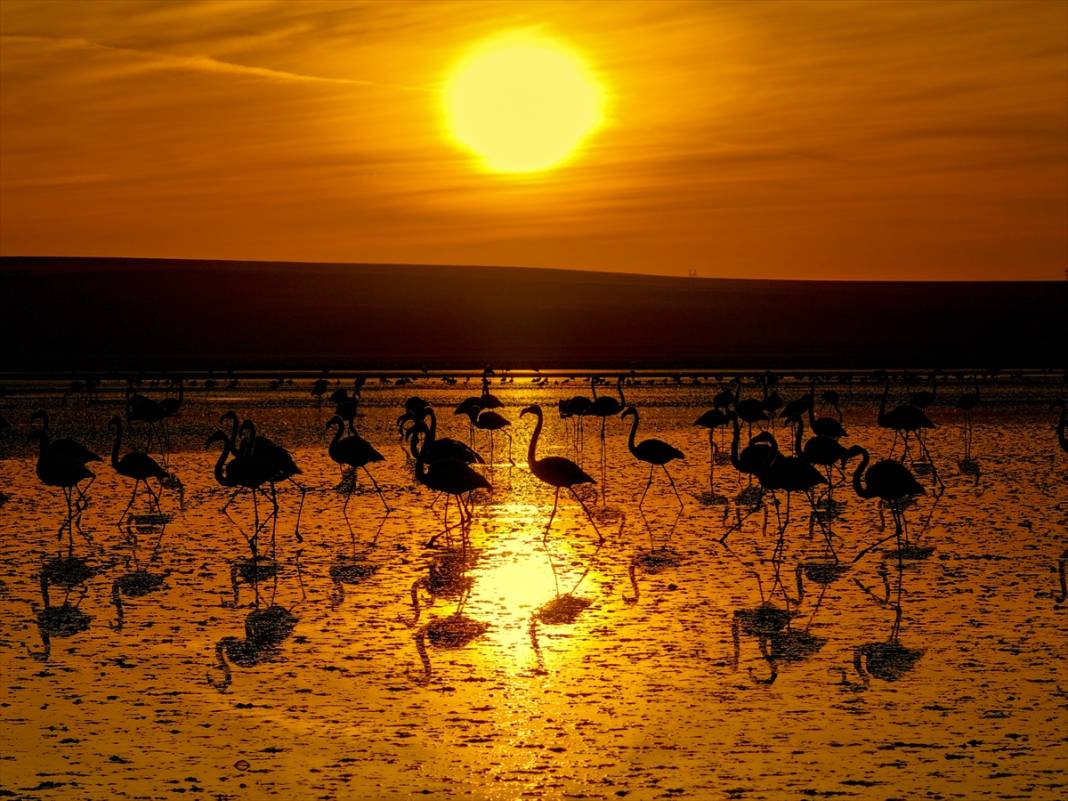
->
[[1, 256, 1064, 370]]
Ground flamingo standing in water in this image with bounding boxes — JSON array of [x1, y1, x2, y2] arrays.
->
[[620, 406, 685, 509], [520, 404, 602, 544], [694, 406, 730, 502], [877, 373, 935, 461], [588, 376, 626, 501], [844, 444, 926, 560], [400, 407, 483, 465], [108, 416, 167, 524], [29, 429, 97, 553], [412, 427, 491, 548], [325, 416, 389, 537]]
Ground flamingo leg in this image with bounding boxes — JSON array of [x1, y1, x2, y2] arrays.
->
[[639, 464, 654, 508], [119, 481, 139, 526], [663, 465, 683, 509], [569, 487, 604, 545], [543, 487, 560, 544], [362, 467, 391, 512], [342, 481, 356, 539]]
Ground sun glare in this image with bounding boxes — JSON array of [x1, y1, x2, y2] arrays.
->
[[444, 31, 604, 174]]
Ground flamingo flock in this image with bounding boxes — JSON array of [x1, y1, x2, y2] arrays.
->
[[6, 369, 1066, 685]]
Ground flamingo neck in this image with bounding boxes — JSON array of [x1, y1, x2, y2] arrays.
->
[[212, 437, 231, 487], [627, 412, 640, 454], [527, 409, 543, 466], [617, 377, 626, 406], [794, 415, 804, 456], [730, 414, 742, 469], [425, 409, 438, 443], [850, 447, 873, 499]]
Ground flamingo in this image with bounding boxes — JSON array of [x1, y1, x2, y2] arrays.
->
[[620, 406, 684, 509], [29, 411, 101, 468], [472, 409, 513, 466], [412, 428, 491, 548], [877, 373, 935, 461], [400, 407, 483, 464], [588, 376, 626, 500], [806, 379, 847, 439], [732, 377, 769, 439], [520, 404, 602, 544], [205, 431, 276, 558], [108, 416, 167, 525], [125, 383, 167, 453], [557, 386, 593, 457], [844, 445, 926, 559], [29, 429, 96, 552], [694, 406, 730, 501], [325, 416, 389, 534], [238, 420, 306, 547], [910, 371, 938, 410]]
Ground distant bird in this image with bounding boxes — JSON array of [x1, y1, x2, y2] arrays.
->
[[521, 404, 602, 543], [326, 416, 389, 532], [472, 409, 513, 465], [620, 406, 685, 509], [877, 373, 935, 461], [125, 384, 168, 453], [311, 377, 330, 409], [732, 378, 769, 438], [108, 416, 167, 524], [806, 380, 847, 439], [159, 378, 184, 419], [819, 389, 843, 422], [588, 376, 627, 499], [557, 388, 593, 455], [694, 406, 731, 499]]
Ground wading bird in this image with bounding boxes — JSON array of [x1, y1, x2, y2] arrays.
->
[[621, 406, 684, 509], [521, 404, 602, 544], [108, 416, 167, 524]]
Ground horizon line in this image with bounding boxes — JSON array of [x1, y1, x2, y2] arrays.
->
[[3, 254, 1065, 284]]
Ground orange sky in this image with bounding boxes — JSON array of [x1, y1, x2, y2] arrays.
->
[[1, 0, 1065, 280]]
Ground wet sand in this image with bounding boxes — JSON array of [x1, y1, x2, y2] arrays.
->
[[1, 377, 1066, 800]]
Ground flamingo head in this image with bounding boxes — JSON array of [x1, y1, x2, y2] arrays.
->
[[620, 406, 637, 420], [519, 404, 540, 418], [843, 444, 867, 463], [219, 410, 239, 426], [324, 415, 345, 432]]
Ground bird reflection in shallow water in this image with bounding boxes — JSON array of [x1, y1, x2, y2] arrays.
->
[[29, 572, 92, 661], [110, 517, 170, 630], [406, 550, 486, 685], [405, 547, 477, 628], [207, 604, 298, 692], [623, 508, 683, 605]]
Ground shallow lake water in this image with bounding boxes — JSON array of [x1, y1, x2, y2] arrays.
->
[[1, 375, 1066, 800]]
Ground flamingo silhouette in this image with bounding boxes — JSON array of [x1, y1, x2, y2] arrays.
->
[[400, 407, 483, 464], [845, 445, 926, 560], [694, 407, 730, 503], [29, 429, 96, 552], [412, 428, 491, 548], [108, 416, 167, 525], [29, 410, 101, 468], [877, 373, 935, 462], [621, 406, 684, 509], [325, 415, 389, 536], [521, 404, 603, 544], [588, 376, 626, 501], [205, 430, 276, 558]]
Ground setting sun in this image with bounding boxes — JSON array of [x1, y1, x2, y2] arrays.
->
[[443, 31, 604, 174]]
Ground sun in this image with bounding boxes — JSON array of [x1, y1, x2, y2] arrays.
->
[[443, 32, 604, 174]]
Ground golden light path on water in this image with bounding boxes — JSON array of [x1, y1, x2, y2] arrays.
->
[[0, 376, 1065, 800]]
